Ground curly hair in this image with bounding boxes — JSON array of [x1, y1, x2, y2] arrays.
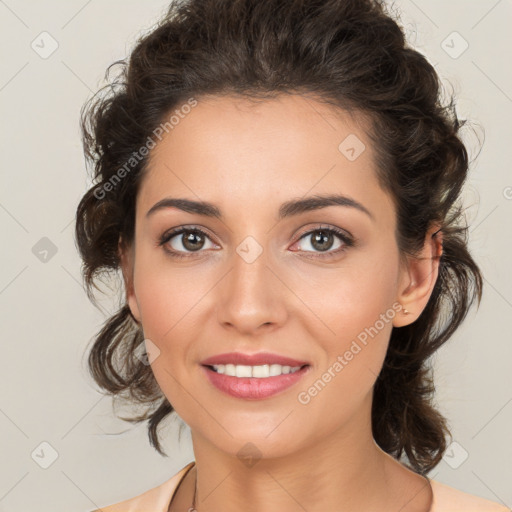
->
[[75, 0, 483, 475]]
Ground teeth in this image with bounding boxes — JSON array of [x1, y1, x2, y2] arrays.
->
[[211, 363, 303, 378]]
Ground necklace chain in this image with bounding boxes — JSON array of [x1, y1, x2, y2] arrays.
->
[[191, 468, 197, 511]]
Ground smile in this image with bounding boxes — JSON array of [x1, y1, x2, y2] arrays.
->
[[210, 363, 303, 377], [201, 364, 311, 399]]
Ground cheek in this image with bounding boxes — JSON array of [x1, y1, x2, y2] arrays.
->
[[131, 266, 201, 399], [293, 255, 398, 401], [296, 306, 393, 433], [291, 250, 399, 342], [133, 253, 211, 340], [134, 277, 197, 414]]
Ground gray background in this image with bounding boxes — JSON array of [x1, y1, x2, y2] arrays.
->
[[0, 1, 511, 510]]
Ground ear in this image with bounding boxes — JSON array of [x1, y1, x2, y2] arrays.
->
[[393, 223, 443, 327], [118, 236, 142, 324]]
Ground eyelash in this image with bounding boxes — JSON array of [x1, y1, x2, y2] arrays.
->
[[158, 224, 356, 260]]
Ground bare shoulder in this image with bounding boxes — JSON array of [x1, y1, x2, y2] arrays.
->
[[430, 479, 510, 512]]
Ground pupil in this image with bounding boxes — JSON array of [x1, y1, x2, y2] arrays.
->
[[183, 231, 204, 251], [312, 230, 333, 251]]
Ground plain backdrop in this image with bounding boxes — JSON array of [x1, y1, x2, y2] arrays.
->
[[0, 1, 511, 511]]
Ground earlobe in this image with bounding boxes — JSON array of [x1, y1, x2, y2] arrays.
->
[[118, 237, 142, 324], [393, 224, 443, 327]]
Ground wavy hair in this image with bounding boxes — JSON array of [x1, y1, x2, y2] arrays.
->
[[75, 0, 483, 475]]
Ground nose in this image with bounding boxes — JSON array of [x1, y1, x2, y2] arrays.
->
[[215, 247, 288, 335]]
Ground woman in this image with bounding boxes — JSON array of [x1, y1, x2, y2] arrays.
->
[[75, 0, 509, 510]]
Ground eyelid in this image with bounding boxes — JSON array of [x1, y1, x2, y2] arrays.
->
[[290, 224, 355, 256], [159, 223, 355, 259], [158, 225, 219, 253], [294, 223, 354, 243], [160, 224, 216, 240]]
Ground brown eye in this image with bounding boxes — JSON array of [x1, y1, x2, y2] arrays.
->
[[159, 227, 217, 258], [180, 230, 206, 251], [293, 225, 355, 259], [309, 230, 336, 252]]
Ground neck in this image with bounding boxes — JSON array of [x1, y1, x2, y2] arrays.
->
[[178, 415, 430, 511], [189, 444, 389, 512]]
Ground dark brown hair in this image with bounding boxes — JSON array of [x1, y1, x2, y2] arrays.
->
[[75, 0, 483, 475]]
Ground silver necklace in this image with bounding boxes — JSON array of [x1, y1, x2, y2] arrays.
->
[[191, 469, 197, 511]]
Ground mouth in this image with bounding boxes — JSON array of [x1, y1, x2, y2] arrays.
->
[[204, 363, 310, 377], [201, 363, 311, 400]]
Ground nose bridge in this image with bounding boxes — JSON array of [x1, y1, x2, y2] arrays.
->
[[216, 236, 286, 332]]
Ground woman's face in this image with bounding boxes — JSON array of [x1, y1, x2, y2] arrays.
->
[[123, 94, 412, 460]]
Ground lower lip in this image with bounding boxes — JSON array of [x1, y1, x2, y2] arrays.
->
[[201, 365, 311, 400]]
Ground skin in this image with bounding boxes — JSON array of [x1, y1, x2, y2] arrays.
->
[[119, 93, 443, 512]]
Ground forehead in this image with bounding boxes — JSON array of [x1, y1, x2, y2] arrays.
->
[[138, 94, 394, 225], [147, 93, 371, 168]]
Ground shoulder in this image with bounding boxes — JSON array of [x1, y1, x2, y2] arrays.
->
[[90, 461, 195, 512], [430, 479, 510, 512]]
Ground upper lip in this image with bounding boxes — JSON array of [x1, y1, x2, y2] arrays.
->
[[201, 352, 310, 367]]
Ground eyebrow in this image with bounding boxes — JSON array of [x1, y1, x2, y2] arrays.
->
[[145, 193, 374, 221]]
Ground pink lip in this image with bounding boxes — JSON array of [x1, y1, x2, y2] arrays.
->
[[200, 351, 310, 367], [201, 364, 311, 400]]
